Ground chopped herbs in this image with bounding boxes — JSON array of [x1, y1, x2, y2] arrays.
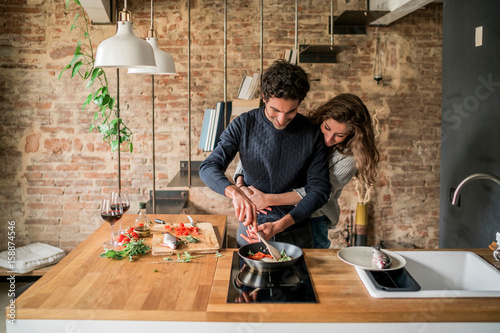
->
[[100, 239, 151, 261]]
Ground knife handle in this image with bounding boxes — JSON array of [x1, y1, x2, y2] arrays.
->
[[154, 218, 166, 224]]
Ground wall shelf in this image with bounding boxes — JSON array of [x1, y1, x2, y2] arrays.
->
[[167, 161, 205, 187], [146, 190, 188, 214], [329, 10, 390, 34]]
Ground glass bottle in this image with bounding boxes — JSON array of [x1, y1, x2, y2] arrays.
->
[[134, 202, 151, 238]]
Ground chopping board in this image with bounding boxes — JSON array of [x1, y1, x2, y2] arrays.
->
[[151, 223, 220, 256]]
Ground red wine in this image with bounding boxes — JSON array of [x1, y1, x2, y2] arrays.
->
[[110, 203, 129, 213], [101, 211, 123, 225]]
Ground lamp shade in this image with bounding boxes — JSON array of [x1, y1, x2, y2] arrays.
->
[[95, 21, 156, 68], [128, 37, 176, 75]]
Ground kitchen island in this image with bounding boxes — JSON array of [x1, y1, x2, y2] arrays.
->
[[5, 214, 500, 332]]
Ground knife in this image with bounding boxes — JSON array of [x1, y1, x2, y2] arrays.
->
[[187, 215, 196, 227]]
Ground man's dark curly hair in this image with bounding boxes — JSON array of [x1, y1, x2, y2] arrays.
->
[[261, 60, 310, 103]]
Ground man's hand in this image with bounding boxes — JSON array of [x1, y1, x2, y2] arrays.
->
[[224, 185, 257, 229]]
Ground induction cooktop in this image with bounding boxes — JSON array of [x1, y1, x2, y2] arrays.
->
[[226, 251, 317, 303]]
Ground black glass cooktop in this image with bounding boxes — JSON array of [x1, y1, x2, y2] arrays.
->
[[226, 251, 317, 303]]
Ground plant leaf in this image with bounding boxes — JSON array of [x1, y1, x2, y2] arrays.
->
[[58, 64, 71, 80], [93, 95, 104, 107], [89, 124, 94, 132], [109, 118, 119, 135], [111, 139, 119, 152], [69, 51, 82, 67], [71, 60, 83, 78], [91, 67, 100, 81], [108, 97, 115, 110], [82, 93, 93, 110]]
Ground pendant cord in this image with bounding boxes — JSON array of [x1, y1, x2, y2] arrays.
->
[[117, 68, 121, 193], [152, 75, 156, 213]]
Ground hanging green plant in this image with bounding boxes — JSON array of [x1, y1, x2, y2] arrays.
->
[[59, 0, 133, 152]]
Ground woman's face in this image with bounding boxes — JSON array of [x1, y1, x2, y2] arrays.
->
[[321, 118, 351, 147]]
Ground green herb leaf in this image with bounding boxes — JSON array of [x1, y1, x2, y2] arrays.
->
[[215, 252, 223, 257], [184, 235, 200, 243], [99, 239, 151, 261]]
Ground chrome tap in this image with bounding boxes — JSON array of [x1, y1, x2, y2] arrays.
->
[[451, 173, 500, 262], [451, 173, 500, 205]]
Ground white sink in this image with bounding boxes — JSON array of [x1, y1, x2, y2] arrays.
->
[[356, 251, 500, 298]]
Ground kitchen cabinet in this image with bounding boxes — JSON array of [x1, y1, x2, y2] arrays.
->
[[5, 214, 500, 333]]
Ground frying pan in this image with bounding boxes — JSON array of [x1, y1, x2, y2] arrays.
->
[[238, 241, 303, 272]]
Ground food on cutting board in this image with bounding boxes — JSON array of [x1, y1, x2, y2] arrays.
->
[[247, 250, 292, 262], [161, 233, 177, 249], [371, 245, 392, 269], [160, 223, 201, 249]]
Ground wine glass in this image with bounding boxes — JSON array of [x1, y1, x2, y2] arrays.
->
[[111, 191, 130, 235], [101, 196, 123, 249]]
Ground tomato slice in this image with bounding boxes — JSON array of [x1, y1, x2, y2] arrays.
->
[[248, 251, 273, 261]]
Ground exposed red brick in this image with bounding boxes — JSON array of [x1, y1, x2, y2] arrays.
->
[[25, 132, 40, 153]]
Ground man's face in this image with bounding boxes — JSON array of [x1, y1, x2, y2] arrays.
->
[[264, 97, 300, 130]]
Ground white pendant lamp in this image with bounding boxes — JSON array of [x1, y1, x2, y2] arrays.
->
[[95, 0, 156, 68], [128, 31, 176, 74], [128, 0, 176, 75]]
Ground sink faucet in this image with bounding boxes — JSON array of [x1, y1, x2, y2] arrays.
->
[[451, 173, 500, 262], [451, 173, 500, 205]]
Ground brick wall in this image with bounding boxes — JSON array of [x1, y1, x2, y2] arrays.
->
[[0, 0, 442, 252]]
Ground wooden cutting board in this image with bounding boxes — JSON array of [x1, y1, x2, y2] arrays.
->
[[151, 223, 220, 256]]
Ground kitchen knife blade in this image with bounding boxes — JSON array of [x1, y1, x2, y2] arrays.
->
[[187, 215, 196, 227]]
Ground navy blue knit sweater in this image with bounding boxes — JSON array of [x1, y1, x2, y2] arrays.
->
[[199, 106, 331, 224]]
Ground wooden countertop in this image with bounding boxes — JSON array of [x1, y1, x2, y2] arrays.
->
[[11, 214, 226, 322], [208, 248, 500, 323], [8, 215, 500, 323]]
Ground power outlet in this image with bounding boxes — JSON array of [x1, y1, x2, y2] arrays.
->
[[450, 187, 461, 207]]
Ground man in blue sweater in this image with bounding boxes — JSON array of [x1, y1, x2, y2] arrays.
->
[[199, 60, 331, 248]]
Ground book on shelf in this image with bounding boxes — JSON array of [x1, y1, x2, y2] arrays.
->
[[284, 49, 298, 65], [199, 102, 233, 151], [201, 108, 216, 151], [212, 101, 232, 149], [237, 73, 260, 100], [237, 76, 253, 99]]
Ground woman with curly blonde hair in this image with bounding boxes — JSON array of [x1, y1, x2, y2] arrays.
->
[[235, 93, 379, 248]]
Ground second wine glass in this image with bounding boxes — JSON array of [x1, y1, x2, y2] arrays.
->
[[111, 191, 130, 235]]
